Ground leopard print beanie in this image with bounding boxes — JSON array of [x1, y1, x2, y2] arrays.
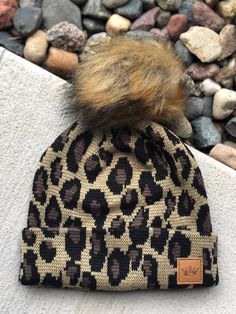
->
[[19, 120, 218, 290]]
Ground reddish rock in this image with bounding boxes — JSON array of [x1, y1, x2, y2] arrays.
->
[[193, 1, 225, 32], [0, 0, 18, 30], [186, 63, 220, 80], [167, 14, 188, 41], [150, 27, 170, 43], [130, 7, 160, 31]]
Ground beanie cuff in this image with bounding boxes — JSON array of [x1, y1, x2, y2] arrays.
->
[[19, 226, 218, 290]]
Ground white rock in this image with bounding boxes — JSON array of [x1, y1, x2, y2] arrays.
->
[[200, 78, 221, 96], [213, 88, 236, 119]]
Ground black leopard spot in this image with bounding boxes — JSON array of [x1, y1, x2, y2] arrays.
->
[[41, 227, 59, 238], [45, 196, 62, 227], [164, 190, 176, 221], [80, 272, 97, 290], [142, 255, 160, 289], [90, 229, 107, 272], [151, 224, 169, 255], [164, 127, 181, 145], [178, 190, 195, 216], [152, 151, 168, 181], [192, 167, 207, 198], [33, 167, 48, 205], [203, 273, 215, 287], [107, 158, 133, 195], [51, 123, 76, 152], [41, 273, 62, 288], [129, 207, 149, 245], [20, 250, 40, 285], [168, 273, 189, 289], [168, 231, 191, 267], [107, 248, 129, 286], [120, 189, 138, 215], [135, 137, 151, 164], [128, 245, 142, 271], [139, 172, 163, 205], [99, 148, 113, 166], [109, 216, 125, 238], [163, 150, 181, 186], [50, 157, 62, 185], [60, 178, 81, 210], [82, 189, 109, 226], [212, 241, 217, 264], [174, 148, 192, 181], [27, 201, 41, 227], [64, 260, 80, 286], [111, 127, 131, 153], [196, 204, 212, 235], [145, 126, 165, 150], [65, 228, 86, 260], [63, 217, 82, 228], [67, 130, 93, 173], [40, 240, 56, 263], [203, 248, 211, 270], [84, 154, 102, 183], [22, 229, 36, 246]]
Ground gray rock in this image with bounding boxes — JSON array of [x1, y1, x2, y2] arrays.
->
[[19, 0, 42, 7], [226, 117, 236, 137], [156, 10, 170, 28], [83, 18, 105, 33], [127, 30, 157, 40], [185, 97, 203, 120], [202, 96, 213, 118], [82, 0, 111, 20], [157, 0, 182, 11], [71, 0, 87, 6], [103, 0, 128, 9], [0, 31, 24, 56], [174, 40, 194, 66], [191, 116, 222, 148], [178, 0, 195, 22], [141, 0, 156, 11], [115, 0, 143, 20], [42, 0, 82, 30], [13, 7, 42, 37]]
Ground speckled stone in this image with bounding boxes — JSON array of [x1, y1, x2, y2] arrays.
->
[[209, 143, 236, 169], [13, 7, 42, 37], [82, 0, 111, 20], [82, 18, 105, 34], [174, 40, 194, 66], [225, 117, 236, 137], [0, 0, 18, 30], [213, 88, 236, 119], [186, 63, 220, 81], [157, 0, 182, 11], [130, 7, 160, 31], [106, 14, 131, 36], [185, 96, 204, 120], [127, 30, 157, 39], [114, 0, 143, 20]]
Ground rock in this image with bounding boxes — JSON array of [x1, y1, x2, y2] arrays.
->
[[106, 14, 131, 36], [192, 1, 225, 32], [185, 96, 204, 120], [19, 0, 42, 7], [114, 0, 143, 20], [191, 117, 222, 148], [200, 78, 221, 96], [150, 28, 170, 43], [42, 0, 82, 30], [24, 30, 48, 64], [174, 40, 194, 66], [141, 0, 156, 11], [0, 31, 24, 56], [180, 26, 222, 63], [103, 0, 128, 9], [213, 88, 236, 119], [218, 25, 236, 60], [167, 14, 188, 41], [205, 0, 218, 8], [82, 18, 105, 34], [178, 0, 195, 22], [80, 32, 111, 60], [82, 0, 111, 20], [181, 74, 195, 95], [186, 63, 220, 81], [156, 10, 170, 28], [71, 0, 87, 6], [217, 0, 236, 18], [202, 96, 213, 118], [47, 22, 85, 52], [224, 140, 236, 149], [225, 117, 236, 137], [42, 47, 78, 76], [209, 144, 236, 169], [0, 0, 18, 30], [130, 7, 160, 31], [157, 0, 182, 11], [13, 7, 42, 37], [127, 30, 156, 40], [165, 114, 192, 139], [215, 58, 236, 84]]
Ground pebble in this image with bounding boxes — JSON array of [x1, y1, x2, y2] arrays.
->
[[47, 22, 85, 52], [127, 30, 157, 40], [102, 0, 128, 9], [213, 88, 236, 119], [79, 32, 111, 60], [82, 0, 111, 20], [0, 31, 24, 56], [225, 117, 236, 137], [174, 40, 194, 66], [13, 7, 42, 37], [106, 14, 131, 37], [82, 18, 105, 34], [156, 10, 170, 28], [186, 63, 220, 81], [24, 30, 48, 64], [42, 47, 78, 76], [224, 140, 236, 150], [191, 116, 221, 148], [150, 28, 170, 43], [215, 58, 236, 84], [19, 0, 42, 7], [130, 7, 160, 31], [180, 26, 222, 63], [178, 0, 194, 22], [167, 14, 188, 41], [114, 0, 143, 20], [202, 96, 213, 118], [217, 0, 236, 18], [0, 0, 18, 30], [218, 24, 236, 61], [181, 74, 195, 95], [42, 0, 82, 30], [184, 96, 203, 120], [165, 114, 193, 139], [141, 0, 155, 11], [200, 78, 221, 96], [192, 1, 225, 32], [209, 144, 236, 169], [157, 0, 182, 11]]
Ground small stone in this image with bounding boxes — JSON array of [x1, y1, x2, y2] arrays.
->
[[202, 96, 213, 118], [47, 22, 85, 52], [13, 7, 42, 37], [224, 140, 236, 150], [181, 74, 195, 95], [82, 18, 105, 34], [0, 0, 18, 30], [80, 32, 111, 60], [217, 0, 236, 18], [180, 26, 222, 63], [141, 0, 156, 11], [192, 1, 225, 32], [114, 0, 143, 20], [174, 40, 194, 66], [0, 31, 24, 56], [225, 117, 236, 137], [200, 78, 221, 96], [42, 0, 82, 30], [186, 63, 220, 81], [127, 30, 157, 40], [218, 25, 236, 61], [178, 0, 195, 22], [24, 30, 48, 64], [191, 116, 222, 148], [150, 28, 170, 43], [215, 58, 236, 84], [156, 10, 170, 28], [185, 96, 204, 120], [19, 0, 42, 7], [130, 7, 160, 31], [209, 143, 236, 169], [157, 0, 182, 11], [205, 0, 218, 8], [191, 82, 203, 97], [165, 114, 193, 139], [103, 0, 128, 9], [167, 14, 188, 41], [82, 0, 111, 20], [42, 47, 78, 76], [213, 88, 236, 119], [106, 14, 131, 37]]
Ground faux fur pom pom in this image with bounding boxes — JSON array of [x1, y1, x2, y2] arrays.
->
[[70, 35, 188, 129]]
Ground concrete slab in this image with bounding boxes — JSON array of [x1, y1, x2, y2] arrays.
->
[[0, 48, 236, 314]]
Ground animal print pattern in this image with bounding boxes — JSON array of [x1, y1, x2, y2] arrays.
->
[[19, 121, 218, 290]]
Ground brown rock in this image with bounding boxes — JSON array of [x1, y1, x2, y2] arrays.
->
[[150, 27, 170, 43], [204, 0, 218, 8], [209, 143, 236, 169], [215, 61, 236, 83], [193, 1, 225, 32], [186, 63, 220, 80], [167, 14, 188, 41], [130, 7, 160, 31], [0, 0, 18, 30], [218, 25, 236, 60], [105, 14, 131, 37]]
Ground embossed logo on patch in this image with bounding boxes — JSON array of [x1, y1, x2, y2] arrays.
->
[[177, 258, 203, 285]]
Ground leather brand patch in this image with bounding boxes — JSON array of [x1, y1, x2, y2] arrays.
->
[[177, 258, 203, 285]]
